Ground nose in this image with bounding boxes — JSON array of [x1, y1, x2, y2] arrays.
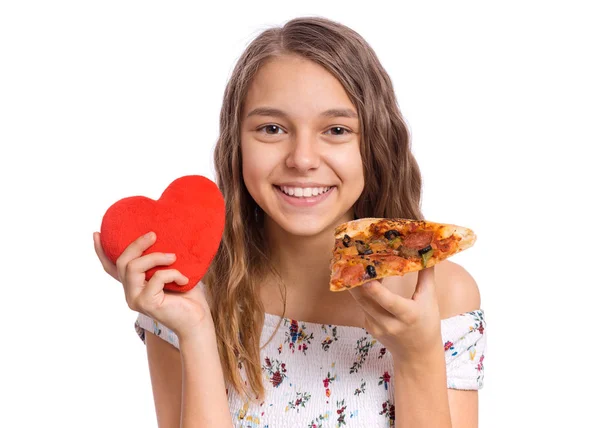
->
[[285, 131, 321, 172]]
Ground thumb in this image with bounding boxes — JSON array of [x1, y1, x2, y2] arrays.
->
[[413, 267, 435, 299]]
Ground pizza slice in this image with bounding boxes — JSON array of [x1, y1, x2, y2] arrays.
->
[[329, 218, 476, 292]]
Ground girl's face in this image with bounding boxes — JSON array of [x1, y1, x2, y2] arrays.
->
[[241, 55, 364, 238]]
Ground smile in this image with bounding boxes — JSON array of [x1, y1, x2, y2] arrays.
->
[[277, 185, 332, 198], [274, 185, 335, 207]]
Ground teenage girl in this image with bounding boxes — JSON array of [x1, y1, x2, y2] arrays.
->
[[93, 16, 486, 428]]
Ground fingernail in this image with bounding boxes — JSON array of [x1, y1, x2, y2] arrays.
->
[[363, 281, 373, 289], [165, 253, 176, 260], [146, 231, 155, 239]]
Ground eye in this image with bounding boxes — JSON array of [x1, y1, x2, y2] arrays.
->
[[325, 126, 352, 136], [257, 124, 285, 135], [256, 124, 352, 137]]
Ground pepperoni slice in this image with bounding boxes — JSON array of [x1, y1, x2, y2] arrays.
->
[[370, 254, 408, 271], [435, 236, 457, 252], [403, 231, 434, 249], [340, 264, 365, 284]]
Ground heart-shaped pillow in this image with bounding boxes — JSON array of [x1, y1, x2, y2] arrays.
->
[[99, 175, 225, 292]]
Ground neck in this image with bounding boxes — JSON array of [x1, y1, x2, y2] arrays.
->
[[263, 214, 351, 297]]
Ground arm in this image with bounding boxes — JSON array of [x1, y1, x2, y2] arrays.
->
[[145, 332, 182, 427], [179, 322, 232, 427], [144, 321, 232, 427], [393, 345, 452, 427], [393, 261, 481, 427], [392, 347, 479, 427], [438, 261, 481, 428]]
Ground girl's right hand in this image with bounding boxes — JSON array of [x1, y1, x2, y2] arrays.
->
[[93, 230, 213, 341]]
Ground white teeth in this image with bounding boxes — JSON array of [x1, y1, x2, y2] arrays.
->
[[279, 186, 331, 198]]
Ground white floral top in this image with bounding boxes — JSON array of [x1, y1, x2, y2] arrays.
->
[[135, 308, 486, 427]]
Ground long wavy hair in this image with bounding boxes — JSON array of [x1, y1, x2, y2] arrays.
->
[[203, 16, 423, 401]]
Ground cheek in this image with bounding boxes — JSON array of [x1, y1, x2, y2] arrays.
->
[[241, 139, 279, 199], [241, 142, 261, 194], [327, 144, 365, 191]]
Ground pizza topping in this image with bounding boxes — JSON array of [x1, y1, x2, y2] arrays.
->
[[355, 240, 373, 255], [435, 236, 456, 252], [366, 265, 377, 278], [417, 245, 433, 256], [384, 229, 400, 240], [340, 264, 366, 285], [342, 234, 352, 247], [369, 254, 409, 271], [398, 246, 419, 259], [388, 236, 403, 250], [368, 240, 388, 253], [403, 231, 434, 249], [420, 246, 434, 268]]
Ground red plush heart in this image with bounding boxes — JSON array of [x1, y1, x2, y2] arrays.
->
[[99, 175, 225, 292]]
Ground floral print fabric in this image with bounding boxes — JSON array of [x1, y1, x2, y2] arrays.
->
[[135, 309, 486, 427]]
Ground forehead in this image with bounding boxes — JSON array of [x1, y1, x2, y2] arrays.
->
[[242, 55, 356, 119]]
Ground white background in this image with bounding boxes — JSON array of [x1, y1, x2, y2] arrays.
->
[[1, 1, 598, 427]]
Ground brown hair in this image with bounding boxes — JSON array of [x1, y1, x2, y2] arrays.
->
[[203, 16, 423, 401]]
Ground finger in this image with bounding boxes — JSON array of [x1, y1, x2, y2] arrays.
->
[[136, 269, 189, 311], [348, 281, 403, 322], [122, 252, 178, 298], [127, 252, 179, 275], [361, 280, 416, 323], [93, 232, 118, 280], [413, 266, 435, 299], [122, 252, 179, 296], [362, 310, 381, 336], [116, 231, 156, 282]]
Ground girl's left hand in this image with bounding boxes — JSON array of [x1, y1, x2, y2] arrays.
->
[[348, 267, 442, 363]]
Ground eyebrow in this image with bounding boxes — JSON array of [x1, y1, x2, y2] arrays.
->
[[246, 106, 358, 119]]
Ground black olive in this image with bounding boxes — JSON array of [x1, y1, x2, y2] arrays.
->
[[342, 234, 352, 247], [384, 229, 400, 240], [418, 245, 433, 255], [366, 265, 377, 278]]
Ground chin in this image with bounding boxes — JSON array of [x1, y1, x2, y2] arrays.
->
[[272, 214, 332, 238], [269, 209, 355, 240]]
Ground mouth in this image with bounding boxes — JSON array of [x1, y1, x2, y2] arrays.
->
[[273, 184, 336, 207], [275, 185, 335, 198]]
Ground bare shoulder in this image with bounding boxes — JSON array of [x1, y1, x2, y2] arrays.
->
[[384, 259, 481, 319], [434, 260, 481, 319]]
